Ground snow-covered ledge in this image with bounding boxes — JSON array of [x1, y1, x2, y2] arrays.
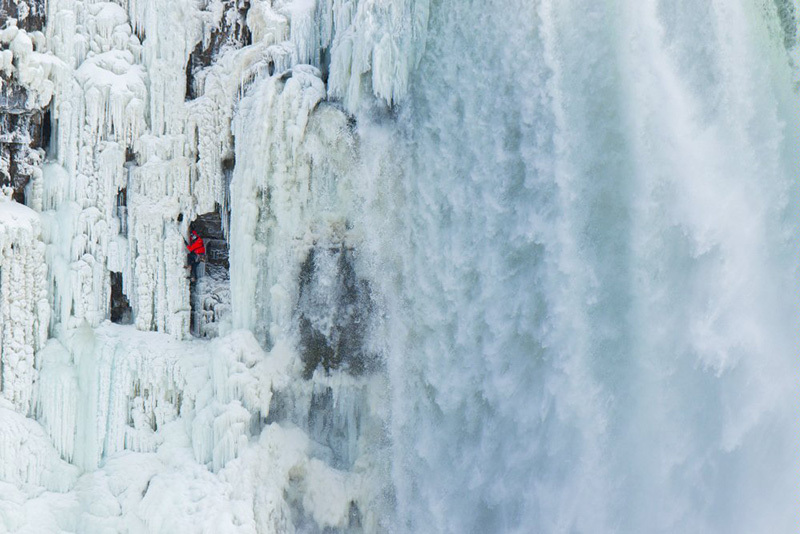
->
[[0, 196, 49, 414]]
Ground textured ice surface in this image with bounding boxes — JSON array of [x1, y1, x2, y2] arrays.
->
[[6, 322, 386, 532], [3, 0, 800, 533], [0, 198, 49, 414], [2, 0, 397, 531]]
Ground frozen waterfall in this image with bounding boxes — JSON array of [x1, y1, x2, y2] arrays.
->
[[1, 0, 799, 533]]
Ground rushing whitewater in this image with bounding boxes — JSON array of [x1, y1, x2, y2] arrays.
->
[[1, 0, 799, 532], [375, 1, 800, 532]]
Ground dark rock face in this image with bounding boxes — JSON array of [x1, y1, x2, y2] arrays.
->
[[297, 246, 377, 379], [192, 208, 229, 268], [0, 0, 46, 32], [110, 272, 134, 324], [1, 2, 48, 203], [0, 89, 47, 203]]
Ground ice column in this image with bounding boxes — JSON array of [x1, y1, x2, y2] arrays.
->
[[0, 198, 49, 414]]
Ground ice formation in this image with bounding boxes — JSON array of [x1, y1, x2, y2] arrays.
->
[[0, 199, 48, 414], [2, 0, 394, 531], [2, 0, 800, 532]]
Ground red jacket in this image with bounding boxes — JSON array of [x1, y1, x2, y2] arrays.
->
[[187, 236, 205, 254]]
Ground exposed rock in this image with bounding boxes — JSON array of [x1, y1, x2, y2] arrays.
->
[[0, 5, 48, 203], [297, 246, 377, 379], [0, 0, 46, 33], [110, 271, 133, 324]]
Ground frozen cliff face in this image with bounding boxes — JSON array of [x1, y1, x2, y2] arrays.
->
[[31, 0, 427, 340], [1, 0, 410, 532]]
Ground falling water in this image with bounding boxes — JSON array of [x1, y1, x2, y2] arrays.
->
[[357, 1, 800, 532]]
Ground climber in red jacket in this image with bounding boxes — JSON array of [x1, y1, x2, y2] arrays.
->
[[186, 230, 206, 281]]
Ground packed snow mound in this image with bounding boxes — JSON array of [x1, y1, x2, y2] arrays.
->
[[0, 195, 38, 228]]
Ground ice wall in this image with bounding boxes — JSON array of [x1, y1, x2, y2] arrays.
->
[[19, 0, 428, 340], [43, 0, 188, 334], [0, 198, 48, 414], [229, 65, 361, 343], [33, 0, 424, 338], [2, 0, 401, 531]]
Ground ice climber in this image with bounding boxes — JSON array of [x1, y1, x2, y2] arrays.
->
[[186, 230, 206, 281]]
